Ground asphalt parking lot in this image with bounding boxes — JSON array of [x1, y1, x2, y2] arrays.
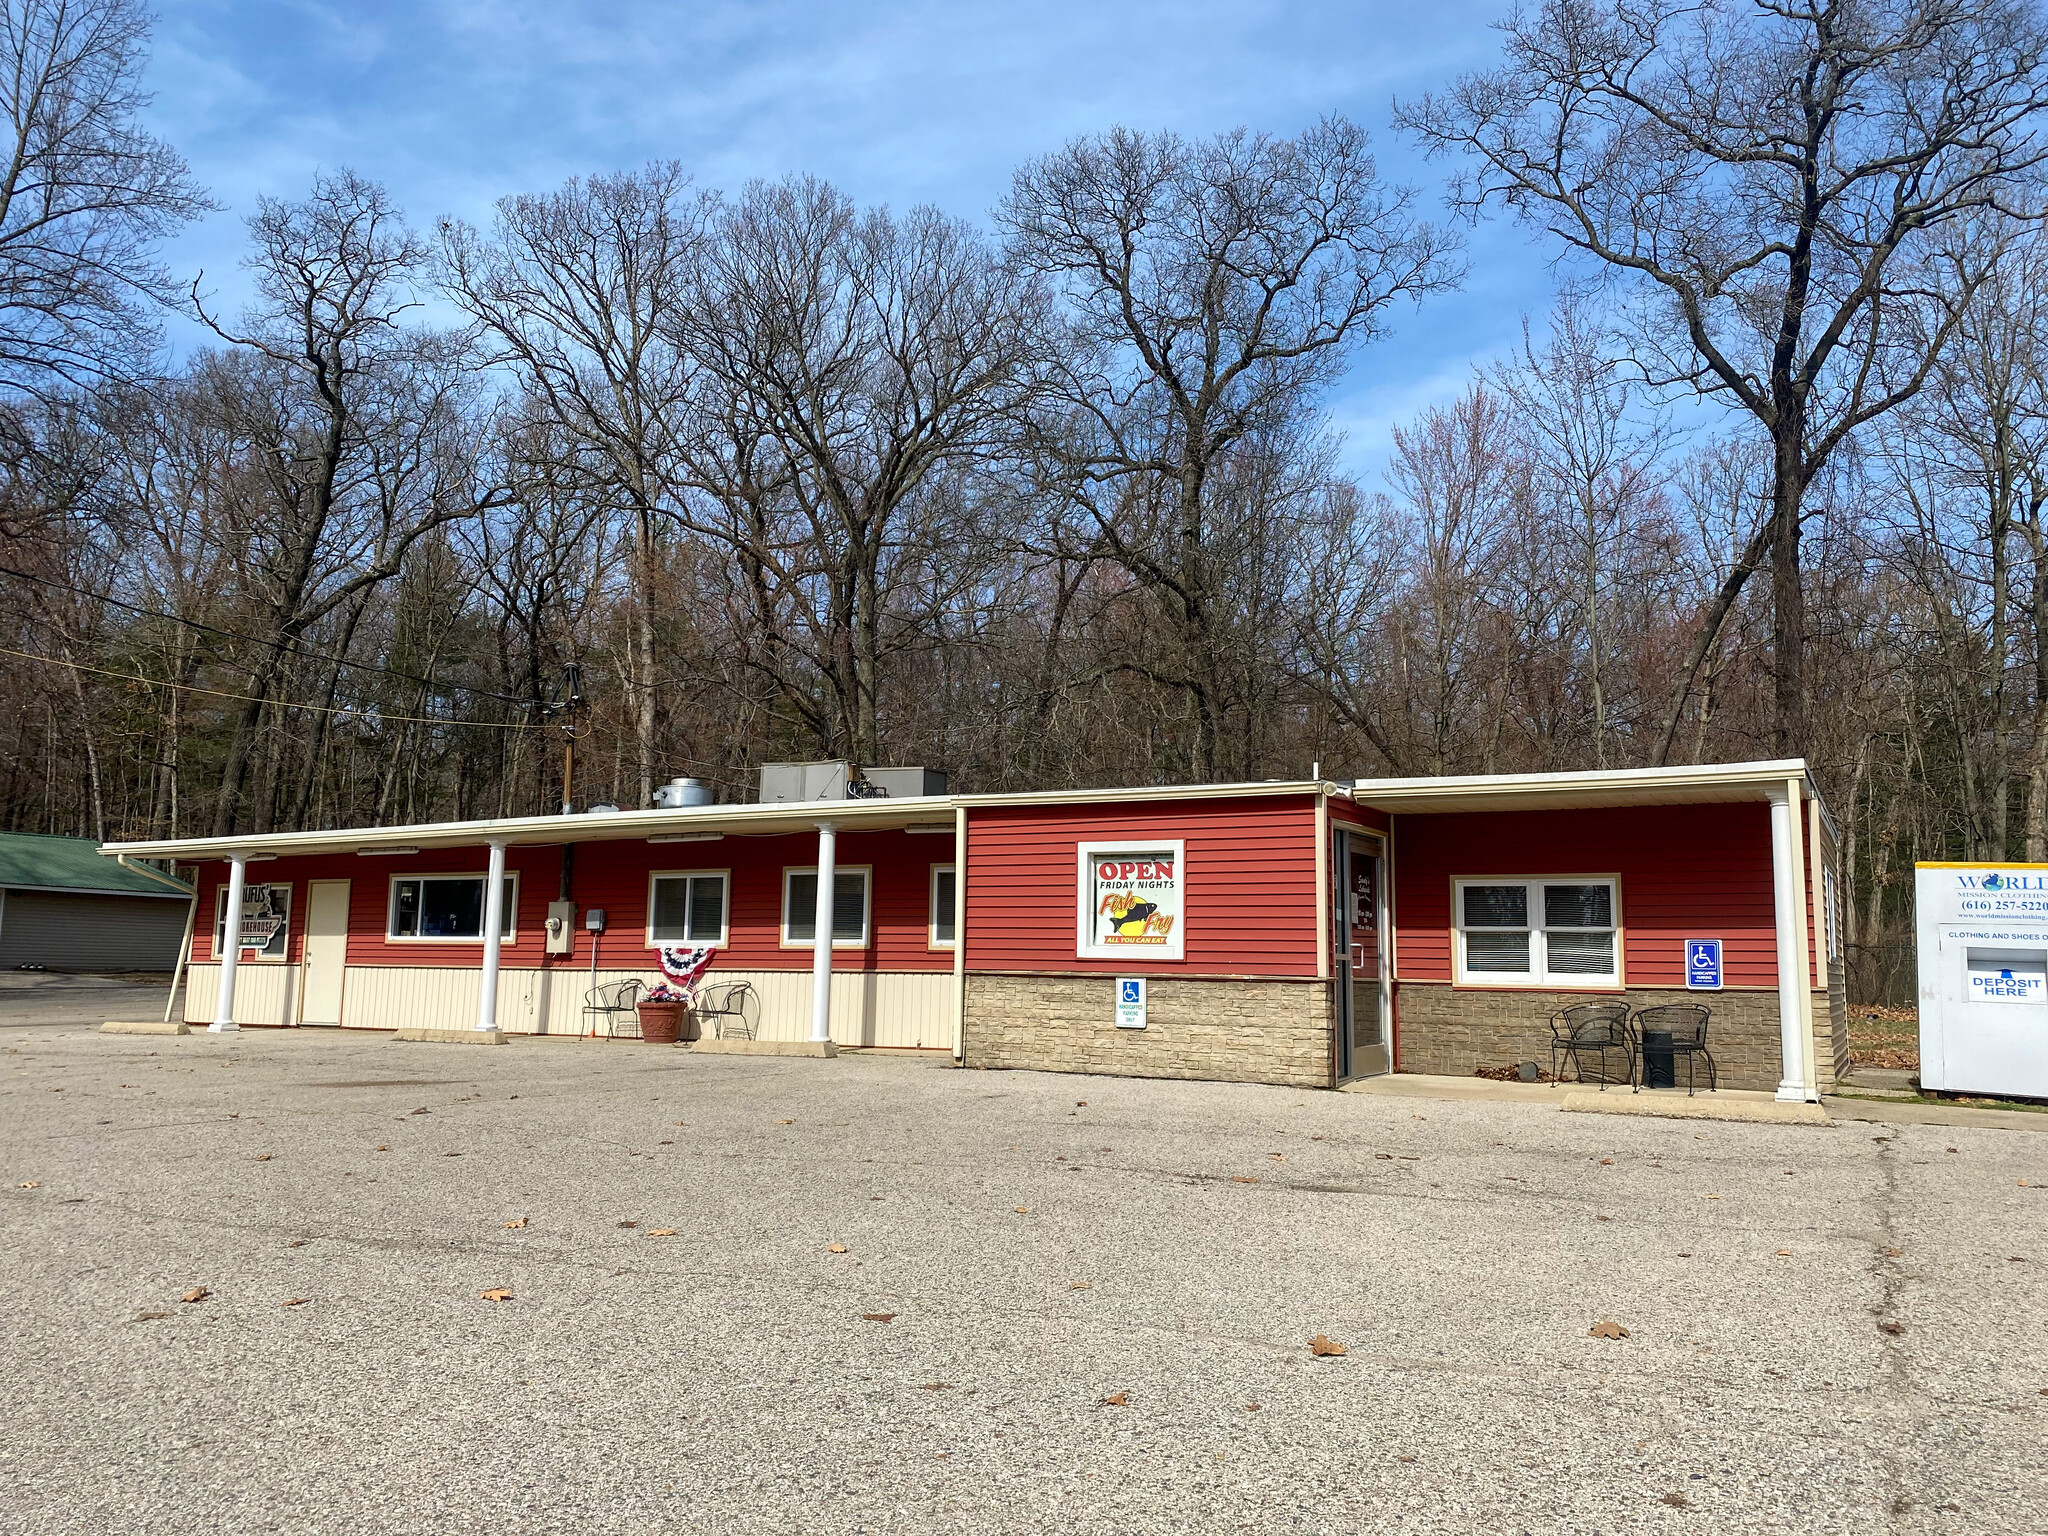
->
[[2, 1020, 2045, 1535]]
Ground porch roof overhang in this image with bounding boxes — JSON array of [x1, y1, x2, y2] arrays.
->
[[1346, 759, 1824, 818], [97, 779, 1335, 864]]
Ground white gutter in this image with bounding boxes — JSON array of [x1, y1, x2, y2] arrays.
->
[[113, 854, 197, 896]]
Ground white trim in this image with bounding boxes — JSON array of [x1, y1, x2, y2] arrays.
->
[[1452, 876, 1621, 989], [213, 880, 292, 964], [782, 864, 872, 949], [645, 869, 730, 948], [1076, 839, 1186, 962], [384, 870, 520, 943], [928, 863, 957, 950]]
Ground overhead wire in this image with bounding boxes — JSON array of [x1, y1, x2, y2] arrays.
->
[[0, 563, 542, 709], [0, 643, 545, 731]]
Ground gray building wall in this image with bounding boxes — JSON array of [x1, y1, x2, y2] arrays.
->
[[0, 889, 191, 971]]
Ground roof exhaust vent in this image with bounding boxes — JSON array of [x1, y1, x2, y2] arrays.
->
[[652, 777, 712, 809]]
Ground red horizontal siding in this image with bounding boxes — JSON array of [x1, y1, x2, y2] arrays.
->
[[1392, 802, 1784, 987], [190, 828, 953, 975], [964, 794, 1319, 976]]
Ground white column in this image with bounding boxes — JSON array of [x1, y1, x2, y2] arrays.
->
[[1768, 786, 1810, 1102], [476, 839, 507, 1032], [210, 853, 247, 1033], [810, 820, 836, 1043]]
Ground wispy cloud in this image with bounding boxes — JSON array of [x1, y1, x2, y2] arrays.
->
[[142, 0, 1558, 439]]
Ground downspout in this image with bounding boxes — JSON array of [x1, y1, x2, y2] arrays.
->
[[476, 839, 507, 1032], [212, 854, 246, 1033], [1768, 785, 1813, 1102], [113, 854, 196, 1028], [952, 804, 967, 1064], [810, 821, 837, 1045], [163, 890, 197, 1026]]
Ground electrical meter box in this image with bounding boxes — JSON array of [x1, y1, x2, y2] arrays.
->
[[1915, 862, 2048, 1098]]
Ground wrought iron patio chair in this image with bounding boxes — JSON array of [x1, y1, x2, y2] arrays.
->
[[1548, 1000, 1634, 1090], [1631, 1002, 1715, 1095], [582, 977, 646, 1040], [691, 980, 759, 1041]]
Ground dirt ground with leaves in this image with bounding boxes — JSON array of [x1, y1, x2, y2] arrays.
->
[[2, 1019, 2045, 1535]]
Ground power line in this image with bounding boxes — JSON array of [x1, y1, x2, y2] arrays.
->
[[0, 644, 544, 731], [0, 563, 542, 710]]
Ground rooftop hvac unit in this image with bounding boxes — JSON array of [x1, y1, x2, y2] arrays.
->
[[757, 762, 948, 803]]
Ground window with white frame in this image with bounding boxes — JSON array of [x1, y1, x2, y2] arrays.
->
[[1454, 878, 1618, 986], [929, 865, 956, 948], [387, 873, 517, 941], [782, 866, 871, 947], [215, 882, 291, 961], [648, 870, 728, 946]]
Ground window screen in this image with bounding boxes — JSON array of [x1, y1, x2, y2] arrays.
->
[[1456, 878, 1617, 984], [650, 873, 727, 944], [931, 866, 956, 946], [784, 869, 869, 944]]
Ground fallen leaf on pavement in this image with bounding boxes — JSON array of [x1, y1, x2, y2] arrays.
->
[[1589, 1319, 1630, 1339], [1232, 1176, 1259, 1184], [1068, 1282, 1092, 1291], [503, 1217, 528, 1229], [1661, 1492, 1692, 1509], [1599, 1158, 1614, 1165], [287, 1240, 308, 1248], [1244, 1402, 1260, 1412], [254, 1154, 272, 1162], [1374, 1153, 1392, 1161], [374, 1146, 388, 1153], [1879, 1319, 1906, 1335], [617, 1221, 637, 1229], [134, 1311, 171, 1321], [1308, 1335, 1347, 1357], [1100, 1391, 1128, 1406], [647, 1229, 677, 1238], [827, 1243, 848, 1253], [1269, 1153, 1287, 1162], [411, 1107, 429, 1115], [280, 1297, 309, 1307], [922, 1382, 952, 1390], [479, 1288, 514, 1302], [1702, 1193, 1721, 1200], [1398, 1455, 1417, 1463], [17, 1180, 41, 1188], [1775, 1249, 1792, 1256], [1014, 1207, 1030, 1214], [180, 1287, 208, 1304], [775, 1119, 794, 1125], [862, 1312, 896, 1323]]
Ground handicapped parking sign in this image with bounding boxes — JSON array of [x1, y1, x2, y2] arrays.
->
[[1115, 977, 1147, 1029], [1684, 939, 1723, 991]]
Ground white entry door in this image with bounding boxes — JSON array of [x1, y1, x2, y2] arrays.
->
[[301, 880, 350, 1025]]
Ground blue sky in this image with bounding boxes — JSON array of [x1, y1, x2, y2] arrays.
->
[[142, 0, 1560, 477]]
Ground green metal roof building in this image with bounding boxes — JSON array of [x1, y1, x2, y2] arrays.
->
[[0, 833, 192, 972]]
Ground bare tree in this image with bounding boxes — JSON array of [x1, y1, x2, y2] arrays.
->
[[1001, 118, 1459, 778], [669, 177, 1050, 764], [0, 0, 207, 394], [439, 164, 701, 807], [193, 171, 506, 834], [1400, 0, 2048, 757]]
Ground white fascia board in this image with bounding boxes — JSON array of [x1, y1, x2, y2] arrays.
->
[[1351, 759, 1819, 812]]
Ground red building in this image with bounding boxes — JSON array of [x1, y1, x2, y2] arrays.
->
[[103, 760, 1843, 1098]]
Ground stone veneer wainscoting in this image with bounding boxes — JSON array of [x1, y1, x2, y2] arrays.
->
[[963, 975, 1333, 1088], [1392, 984, 1843, 1092]]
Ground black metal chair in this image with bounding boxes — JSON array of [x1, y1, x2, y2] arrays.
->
[[1548, 1000, 1633, 1089], [582, 977, 646, 1039], [1631, 1002, 1715, 1094], [691, 980, 759, 1041]]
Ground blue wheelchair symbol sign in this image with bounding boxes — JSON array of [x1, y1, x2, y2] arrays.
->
[[1684, 939, 1723, 991], [1120, 980, 1141, 1004]]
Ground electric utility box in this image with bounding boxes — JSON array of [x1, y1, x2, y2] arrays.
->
[[1915, 862, 2048, 1098]]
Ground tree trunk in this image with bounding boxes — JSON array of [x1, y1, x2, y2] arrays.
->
[[1770, 438, 1808, 759]]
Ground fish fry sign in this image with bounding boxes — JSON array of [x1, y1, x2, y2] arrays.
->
[[1077, 840, 1186, 960]]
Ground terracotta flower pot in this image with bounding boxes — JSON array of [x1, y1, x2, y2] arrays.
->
[[636, 1000, 686, 1045]]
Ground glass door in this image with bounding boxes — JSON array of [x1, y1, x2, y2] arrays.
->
[[1334, 830, 1390, 1078]]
